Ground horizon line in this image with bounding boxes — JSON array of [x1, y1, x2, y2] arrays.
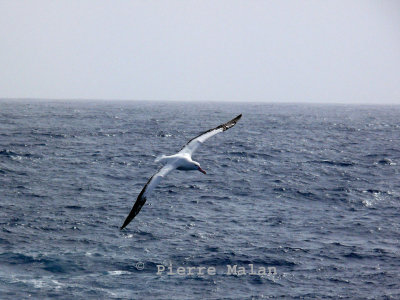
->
[[0, 97, 399, 106]]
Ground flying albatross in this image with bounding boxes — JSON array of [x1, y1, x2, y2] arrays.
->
[[120, 114, 242, 230]]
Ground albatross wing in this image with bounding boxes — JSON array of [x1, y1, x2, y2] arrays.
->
[[120, 114, 242, 230], [179, 114, 242, 156], [120, 164, 175, 230]]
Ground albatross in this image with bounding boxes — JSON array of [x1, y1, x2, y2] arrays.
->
[[120, 114, 242, 230]]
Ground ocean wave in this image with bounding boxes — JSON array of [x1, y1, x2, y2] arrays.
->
[[1, 102, 399, 299]]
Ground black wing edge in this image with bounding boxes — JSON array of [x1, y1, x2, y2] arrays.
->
[[120, 174, 155, 230], [179, 113, 242, 151]]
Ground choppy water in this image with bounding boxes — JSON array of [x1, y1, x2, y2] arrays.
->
[[0, 100, 399, 299]]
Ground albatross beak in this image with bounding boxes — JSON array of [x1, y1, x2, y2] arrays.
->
[[198, 166, 207, 174]]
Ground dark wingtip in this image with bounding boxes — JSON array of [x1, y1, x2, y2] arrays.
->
[[120, 216, 131, 230], [218, 114, 242, 132], [120, 216, 132, 230], [232, 114, 242, 122]]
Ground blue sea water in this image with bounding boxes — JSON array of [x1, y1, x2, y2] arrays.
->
[[0, 100, 399, 299]]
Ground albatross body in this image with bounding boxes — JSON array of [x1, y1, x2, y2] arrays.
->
[[120, 114, 242, 230]]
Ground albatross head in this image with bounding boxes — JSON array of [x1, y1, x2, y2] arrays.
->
[[193, 161, 206, 174]]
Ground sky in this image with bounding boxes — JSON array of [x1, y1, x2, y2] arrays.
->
[[0, 0, 399, 104]]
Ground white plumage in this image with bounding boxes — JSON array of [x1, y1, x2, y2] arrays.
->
[[120, 114, 242, 230]]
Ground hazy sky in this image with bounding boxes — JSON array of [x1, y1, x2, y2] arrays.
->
[[1, 0, 399, 103]]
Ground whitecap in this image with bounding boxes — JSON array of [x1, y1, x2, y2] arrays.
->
[[107, 270, 130, 276]]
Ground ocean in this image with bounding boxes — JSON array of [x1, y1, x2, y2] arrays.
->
[[0, 100, 399, 299]]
